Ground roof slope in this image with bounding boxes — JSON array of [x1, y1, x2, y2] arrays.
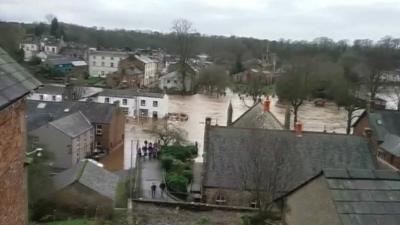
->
[[99, 88, 164, 98], [323, 169, 400, 225], [231, 102, 283, 130], [0, 47, 41, 109], [54, 160, 120, 200], [35, 84, 65, 95], [204, 127, 375, 197], [367, 110, 400, 156], [27, 100, 117, 131], [50, 111, 92, 138]]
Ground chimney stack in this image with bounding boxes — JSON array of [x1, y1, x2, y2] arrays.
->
[[205, 117, 212, 128], [295, 121, 303, 137], [263, 97, 271, 112], [227, 101, 233, 126]]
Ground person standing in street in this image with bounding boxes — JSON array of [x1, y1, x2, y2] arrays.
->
[[151, 183, 157, 198], [159, 182, 166, 198]]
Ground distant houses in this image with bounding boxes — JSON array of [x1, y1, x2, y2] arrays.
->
[[20, 35, 65, 61], [0, 47, 41, 225]]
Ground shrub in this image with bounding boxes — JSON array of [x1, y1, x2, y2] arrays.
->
[[171, 160, 187, 173], [182, 170, 193, 183], [166, 174, 188, 193], [161, 145, 197, 161], [161, 156, 174, 171]]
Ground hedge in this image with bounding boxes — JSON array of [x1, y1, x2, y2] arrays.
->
[[166, 174, 189, 194]]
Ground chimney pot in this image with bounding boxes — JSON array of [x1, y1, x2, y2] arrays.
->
[[205, 117, 212, 127], [295, 121, 303, 137], [263, 99, 271, 112]]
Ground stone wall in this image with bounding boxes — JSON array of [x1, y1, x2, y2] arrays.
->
[[203, 188, 255, 207], [0, 100, 27, 225]]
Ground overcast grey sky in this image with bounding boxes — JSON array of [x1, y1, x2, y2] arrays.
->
[[1, 0, 399, 41]]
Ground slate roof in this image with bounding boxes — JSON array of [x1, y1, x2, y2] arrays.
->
[[35, 84, 65, 95], [99, 88, 164, 99], [323, 169, 400, 225], [231, 102, 283, 130], [26, 100, 117, 131], [49, 111, 92, 138], [54, 160, 120, 200], [364, 110, 400, 157], [204, 127, 375, 198], [0, 47, 41, 109]]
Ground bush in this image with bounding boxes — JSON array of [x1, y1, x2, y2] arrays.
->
[[171, 160, 187, 173], [161, 156, 174, 171], [162, 145, 197, 161], [182, 170, 193, 183], [166, 174, 188, 193]]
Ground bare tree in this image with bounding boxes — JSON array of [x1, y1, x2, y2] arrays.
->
[[171, 19, 195, 94], [145, 120, 188, 146], [276, 57, 313, 124], [239, 138, 289, 212]]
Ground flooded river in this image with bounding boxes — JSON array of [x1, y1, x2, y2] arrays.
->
[[124, 90, 351, 168]]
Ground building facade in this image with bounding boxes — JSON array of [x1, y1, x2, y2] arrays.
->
[[88, 48, 128, 77], [0, 47, 41, 225], [94, 89, 168, 118], [134, 55, 158, 86], [29, 112, 94, 170], [27, 84, 65, 102]]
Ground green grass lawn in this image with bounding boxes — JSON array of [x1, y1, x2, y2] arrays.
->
[[39, 219, 93, 225]]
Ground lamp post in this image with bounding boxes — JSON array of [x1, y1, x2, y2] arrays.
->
[[25, 147, 43, 157]]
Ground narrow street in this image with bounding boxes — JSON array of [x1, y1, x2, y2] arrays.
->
[[138, 158, 176, 202]]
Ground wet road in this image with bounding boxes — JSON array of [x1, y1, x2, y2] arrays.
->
[[124, 91, 350, 168]]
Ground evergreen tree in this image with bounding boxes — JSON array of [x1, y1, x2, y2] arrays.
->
[[50, 18, 59, 37]]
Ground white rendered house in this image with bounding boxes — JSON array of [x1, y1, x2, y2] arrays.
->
[[88, 48, 128, 77], [94, 89, 168, 118]]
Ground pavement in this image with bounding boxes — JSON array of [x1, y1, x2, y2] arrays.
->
[[138, 158, 176, 201]]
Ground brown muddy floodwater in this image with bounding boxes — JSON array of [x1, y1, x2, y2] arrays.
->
[[124, 90, 351, 168]]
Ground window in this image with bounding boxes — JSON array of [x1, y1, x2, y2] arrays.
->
[[153, 101, 158, 107], [101, 62, 105, 66], [111, 56, 114, 60], [110, 62, 114, 67], [174, 80, 178, 84], [52, 95, 56, 101], [121, 107, 129, 115], [96, 124, 103, 136], [167, 80, 170, 83], [102, 56, 105, 60], [93, 55, 96, 59], [92, 61, 96, 66], [105, 97, 110, 103], [122, 98, 128, 105], [101, 71, 105, 76], [52, 47, 56, 53], [39, 95, 44, 100], [141, 100, 146, 106]]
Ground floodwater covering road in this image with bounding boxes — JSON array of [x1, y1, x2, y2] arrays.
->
[[124, 90, 352, 169]]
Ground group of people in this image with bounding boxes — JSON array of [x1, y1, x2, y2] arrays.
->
[[137, 140, 159, 159], [151, 182, 166, 199]]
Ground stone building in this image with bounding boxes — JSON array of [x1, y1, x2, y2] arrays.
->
[[107, 55, 145, 88], [88, 48, 129, 77], [353, 109, 400, 170], [202, 117, 376, 207], [26, 100, 125, 171], [282, 169, 400, 225], [0, 47, 41, 225], [29, 111, 94, 170]]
